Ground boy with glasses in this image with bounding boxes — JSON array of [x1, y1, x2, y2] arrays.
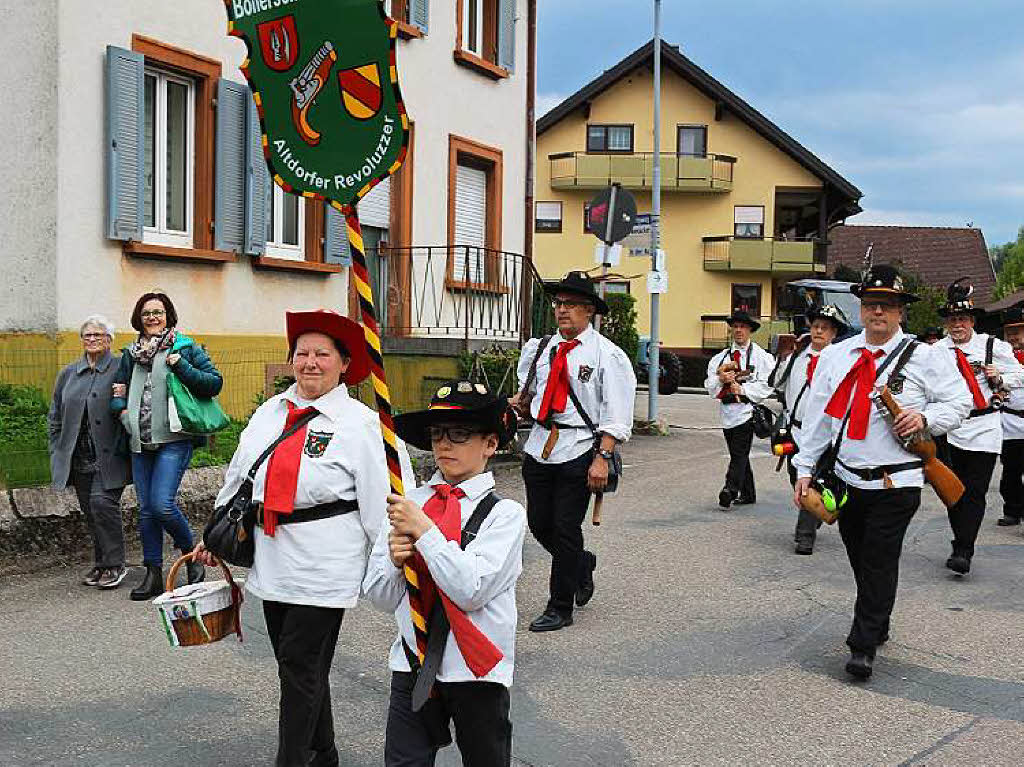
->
[[363, 381, 525, 767]]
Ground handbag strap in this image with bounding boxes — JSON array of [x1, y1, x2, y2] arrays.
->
[[246, 408, 320, 482], [520, 335, 553, 399]]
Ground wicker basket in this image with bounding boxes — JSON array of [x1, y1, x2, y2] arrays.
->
[[152, 553, 244, 647]]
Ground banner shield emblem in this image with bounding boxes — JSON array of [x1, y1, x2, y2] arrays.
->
[[226, 0, 409, 209], [257, 15, 299, 72]]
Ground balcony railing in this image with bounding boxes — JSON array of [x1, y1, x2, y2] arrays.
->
[[365, 246, 554, 349], [702, 236, 827, 274], [701, 315, 795, 352], [549, 151, 735, 192]]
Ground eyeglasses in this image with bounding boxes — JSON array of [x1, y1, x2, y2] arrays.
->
[[141, 309, 166, 318], [862, 301, 901, 311], [428, 426, 481, 444], [551, 299, 590, 310], [81, 333, 107, 341]]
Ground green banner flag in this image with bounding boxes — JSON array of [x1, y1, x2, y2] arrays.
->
[[225, 0, 409, 210]]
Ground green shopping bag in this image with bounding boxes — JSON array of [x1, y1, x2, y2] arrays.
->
[[166, 371, 230, 434]]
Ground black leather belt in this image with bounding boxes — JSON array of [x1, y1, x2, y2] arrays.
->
[[255, 498, 359, 527], [969, 406, 997, 418], [838, 458, 923, 481], [720, 394, 751, 405], [791, 418, 803, 429], [1003, 407, 1024, 418]]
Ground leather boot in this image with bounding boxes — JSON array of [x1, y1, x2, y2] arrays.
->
[[186, 557, 206, 585], [130, 565, 164, 601]]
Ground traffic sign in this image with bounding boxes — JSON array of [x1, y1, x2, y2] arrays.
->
[[586, 185, 638, 244]]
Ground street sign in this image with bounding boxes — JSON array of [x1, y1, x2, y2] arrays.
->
[[586, 185, 638, 244], [624, 213, 653, 257], [594, 242, 622, 266], [225, 0, 410, 210]]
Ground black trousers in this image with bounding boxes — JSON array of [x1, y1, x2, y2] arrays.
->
[[947, 444, 998, 558], [999, 439, 1024, 519], [786, 459, 821, 543], [70, 471, 126, 568], [263, 601, 345, 767], [838, 486, 920, 658], [384, 671, 512, 767], [522, 450, 595, 616], [723, 419, 756, 502]]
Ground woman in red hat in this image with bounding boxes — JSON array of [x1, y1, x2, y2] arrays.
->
[[196, 310, 412, 767]]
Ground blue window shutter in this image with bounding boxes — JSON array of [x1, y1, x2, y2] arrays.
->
[[244, 92, 270, 256], [105, 46, 144, 241], [497, 0, 516, 72], [214, 79, 247, 252], [410, 0, 429, 33], [324, 205, 351, 266]]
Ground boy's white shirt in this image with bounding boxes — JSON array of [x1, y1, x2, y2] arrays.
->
[[362, 469, 526, 688]]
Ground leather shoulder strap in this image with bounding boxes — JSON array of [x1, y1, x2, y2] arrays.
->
[[986, 335, 995, 365], [461, 491, 502, 548], [521, 335, 553, 397], [247, 408, 319, 481]]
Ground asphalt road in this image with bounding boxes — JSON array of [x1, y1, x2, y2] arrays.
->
[[2, 393, 1023, 766]]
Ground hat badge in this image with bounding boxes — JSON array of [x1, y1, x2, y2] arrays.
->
[[437, 386, 451, 399], [457, 381, 474, 393], [474, 383, 487, 394]]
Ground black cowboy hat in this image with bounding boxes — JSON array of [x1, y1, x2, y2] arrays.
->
[[545, 271, 609, 315], [1002, 307, 1024, 328], [394, 380, 518, 452], [725, 309, 761, 333], [937, 277, 986, 318], [806, 304, 849, 335], [851, 264, 920, 304], [917, 326, 944, 342]]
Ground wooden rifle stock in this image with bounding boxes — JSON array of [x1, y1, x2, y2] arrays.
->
[[876, 388, 965, 508]]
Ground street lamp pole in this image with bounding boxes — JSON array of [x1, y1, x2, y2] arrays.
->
[[647, 0, 662, 421]]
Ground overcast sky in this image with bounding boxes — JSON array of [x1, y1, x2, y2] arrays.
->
[[536, 0, 1024, 248]]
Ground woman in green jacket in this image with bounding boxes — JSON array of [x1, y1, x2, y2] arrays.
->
[[111, 291, 223, 600]]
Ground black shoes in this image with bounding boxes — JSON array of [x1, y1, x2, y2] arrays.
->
[[97, 566, 128, 590], [997, 515, 1022, 526], [309, 745, 340, 767], [529, 610, 573, 632], [186, 557, 206, 586], [734, 496, 755, 506], [718, 488, 736, 509], [845, 652, 873, 679], [576, 553, 597, 607], [794, 541, 814, 556], [946, 554, 971, 575], [82, 566, 103, 587], [130, 565, 164, 601]]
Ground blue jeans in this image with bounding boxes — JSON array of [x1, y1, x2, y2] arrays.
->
[[131, 441, 194, 566]]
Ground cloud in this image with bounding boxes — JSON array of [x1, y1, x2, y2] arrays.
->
[[851, 209, 973, 229], [536, 92, 568, 118]]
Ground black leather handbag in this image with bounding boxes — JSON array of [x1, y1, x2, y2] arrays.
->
[[751, 403, 774, 439], [203, 410, 318, 567]]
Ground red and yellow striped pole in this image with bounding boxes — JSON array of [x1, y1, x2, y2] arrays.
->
[[340, 203, 427, 663]]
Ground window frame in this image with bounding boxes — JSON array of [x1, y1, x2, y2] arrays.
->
[[454, 0, 509, 79], [734, 205, 765, 239], [143, 67, 196, 249], [447, 134, 504, 292], [586, 124, 635, 154], [264, 185, 307, 262], [385, 0, 424, 39], [731, 283, 762, 317], [677, 124, 708, 158], [534, 200, 563, 233]]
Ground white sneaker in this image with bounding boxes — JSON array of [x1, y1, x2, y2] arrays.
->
[[97, 566, 128, 589]]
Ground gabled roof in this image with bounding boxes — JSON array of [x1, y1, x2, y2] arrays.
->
[[828, 225, 996, 302], [537, 39, 863, 211]]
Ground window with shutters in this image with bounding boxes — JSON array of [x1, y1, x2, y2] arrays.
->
[[455, 0, 514, 79], [384, 0, 428, 39], [448, 135, 503, 291], [265, 186, 306, 261], [143, 68, 195, 248]]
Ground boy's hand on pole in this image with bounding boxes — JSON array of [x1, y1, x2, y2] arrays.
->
[[387, 494, 434, 540]]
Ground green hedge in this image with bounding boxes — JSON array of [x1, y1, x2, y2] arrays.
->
[[0, 383, 51, 488], [458, 347, 521, 397]]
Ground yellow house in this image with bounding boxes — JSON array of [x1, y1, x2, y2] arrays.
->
[[534, 40, 862, 357]]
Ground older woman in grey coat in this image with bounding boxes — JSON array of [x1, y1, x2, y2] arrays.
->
[[48, 316, 132, 589]]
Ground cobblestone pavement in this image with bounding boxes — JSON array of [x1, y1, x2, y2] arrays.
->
[[1, 394, 1022, 766]]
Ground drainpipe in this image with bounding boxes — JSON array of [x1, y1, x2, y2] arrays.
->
[[522, 0, 537, 342]]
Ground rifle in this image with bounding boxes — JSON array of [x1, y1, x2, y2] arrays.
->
[[872, 386, 965, 508]]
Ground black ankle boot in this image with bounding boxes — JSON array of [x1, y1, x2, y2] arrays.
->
[[186, 557, 206, 585], [130, 565, 164, 601]]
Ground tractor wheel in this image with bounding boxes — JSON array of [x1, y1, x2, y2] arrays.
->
[[657, 352, 682, 395]]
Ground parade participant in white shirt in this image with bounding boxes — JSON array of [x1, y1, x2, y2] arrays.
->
[[778, 305, 846, 554], [705, 309, 775, 509], [196, 310, 414, 767], [998, 308, 1024, 528], [918, 327, 943, 345], [364, 381, 525, 767], [935, 280, 1024, 573], [793, 265, 972, 680], [511, 271, 636, 633]]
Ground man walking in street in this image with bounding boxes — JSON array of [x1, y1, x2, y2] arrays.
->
[[512, 272, 636, 633], [705, 310, 774, 509], [998, 307, 1024, 528], [777, 305, 847, 554], [794, 265, 972, 680], [935, 279, 1024, 574]]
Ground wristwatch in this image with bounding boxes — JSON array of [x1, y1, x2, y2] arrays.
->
[[597, 448, 615, 460]]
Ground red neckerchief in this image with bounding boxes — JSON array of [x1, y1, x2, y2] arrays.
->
[[953, 348, 987, 409], [806, 354, 820, 383], [409, 484, 503, 678], [262, 401, 317, 536], [824, 348, 884, 439], [537, 339, 581, 421], [1014, 348, 1024, 364]]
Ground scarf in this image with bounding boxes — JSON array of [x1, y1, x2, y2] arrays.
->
[[953, 348, 988, 410], [262, 402, 318, 536], [131, 328, 177, 368], [1015, 349, 1024, 364], [537, 339, 581, 423], [408, 484, 503, 678], [806, 354, 819, 383], [824, 348, 884, 440]]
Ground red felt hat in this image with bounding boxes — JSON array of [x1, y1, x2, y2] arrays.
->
[[285, 310, 371, 386]]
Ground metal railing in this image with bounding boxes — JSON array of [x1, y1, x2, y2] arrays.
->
[[700, 314, 795, 351], [702, 235, 827, 273], [549, 151, 736, 191]]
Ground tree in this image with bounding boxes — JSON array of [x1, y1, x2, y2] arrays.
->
[[600, 293, 640, 363], [993, 227, 1024, 300], [897, 268, 945, 336], [832, 264, 860, 282]]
